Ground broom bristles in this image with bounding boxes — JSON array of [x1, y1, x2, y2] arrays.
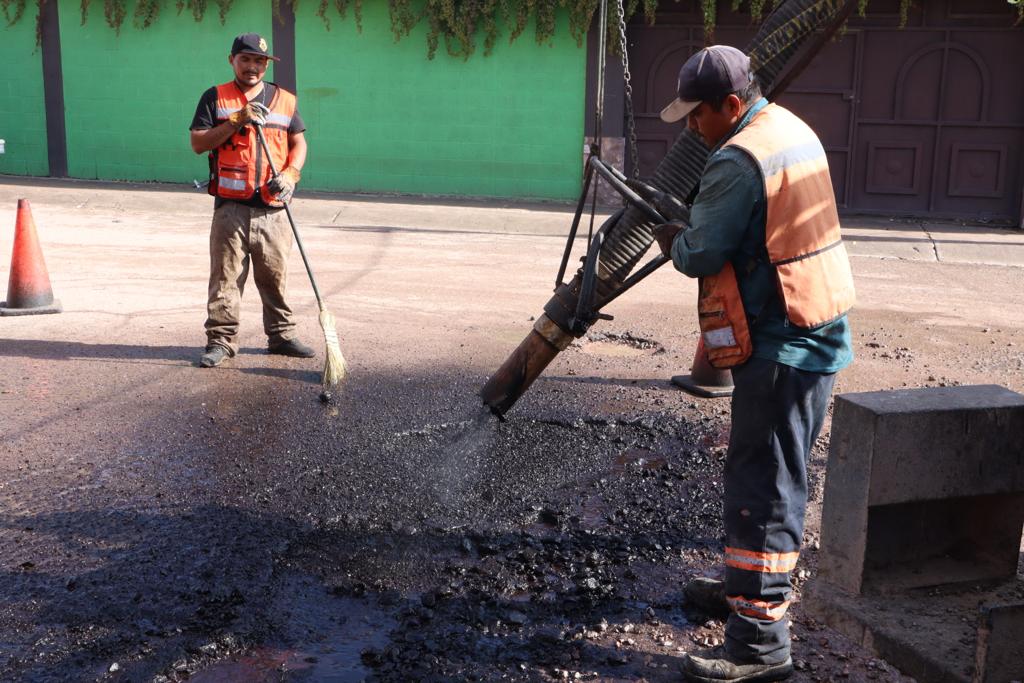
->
[[319, 309, 347, 388]]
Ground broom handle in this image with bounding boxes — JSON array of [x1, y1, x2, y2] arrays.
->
[[254, 125, 326, 313]]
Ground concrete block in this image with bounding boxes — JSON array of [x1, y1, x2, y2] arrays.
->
[[804, 579, 1024, 683], [974, 604, 1024, 683], [811, 385, 1024, 682], [819, 385, 1024, 595]]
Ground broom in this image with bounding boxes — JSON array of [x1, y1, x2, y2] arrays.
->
[[254, 125, 348, 396]]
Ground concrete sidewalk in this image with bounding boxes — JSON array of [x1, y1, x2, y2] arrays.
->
[[2, 176, 1023, 270], [841, 215, 1024, 268]]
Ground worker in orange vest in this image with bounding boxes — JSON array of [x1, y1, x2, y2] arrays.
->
[[189, 33, 314, 368], [654, 46, 855, 682]]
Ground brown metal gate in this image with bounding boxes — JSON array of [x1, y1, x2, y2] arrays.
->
[[627, 0, 1024, 224]]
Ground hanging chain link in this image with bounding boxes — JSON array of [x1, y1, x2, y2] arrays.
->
[[615, 0, 640, 180]]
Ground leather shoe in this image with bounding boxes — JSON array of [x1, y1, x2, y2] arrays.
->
[[683, 646, 793, 682], [268, 339, 315, 358], [199, 345, 231, 368], [684, 577, 731, 620]]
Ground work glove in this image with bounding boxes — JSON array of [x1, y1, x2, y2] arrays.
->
[[267, 166, 301, 203], [653, 222, 686, 257], [626, 179, 691, 223], [227, 102, 269, 129]]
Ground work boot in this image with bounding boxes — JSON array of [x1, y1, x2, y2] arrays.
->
[[684, 577, 731, 620], [199, 345, 231, 368], [268, 338, 315, 358], [683, 646, 793, 682]]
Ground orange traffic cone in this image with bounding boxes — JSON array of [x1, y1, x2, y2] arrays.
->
[[671, 336, 733, 398], [1, 199, 62, 316]]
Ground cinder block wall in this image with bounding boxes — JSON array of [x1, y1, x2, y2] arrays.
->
[[0, 15, 49, 176]]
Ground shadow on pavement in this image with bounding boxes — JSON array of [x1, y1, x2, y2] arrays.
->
[[0, 338, 197, 363], [0, 339, 322, 382]]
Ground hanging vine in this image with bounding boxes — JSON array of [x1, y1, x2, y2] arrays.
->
[[1, 0, 27, 26], [700, 0, 715, 39], [134, 0, 160, 27], [307, 0, 363, 31], [101, 0, 126, 31], [1, 0, 39, 47], [8, 0, 1022, 52]]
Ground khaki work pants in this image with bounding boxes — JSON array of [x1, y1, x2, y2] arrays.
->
[[205, 201, 297, 354]]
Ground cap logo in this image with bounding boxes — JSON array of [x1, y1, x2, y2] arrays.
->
[[258, 37, 268, 51]]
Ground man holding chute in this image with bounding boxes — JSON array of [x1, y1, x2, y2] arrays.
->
[[652, 45, 855, 682], [189, 32, 314, 368]]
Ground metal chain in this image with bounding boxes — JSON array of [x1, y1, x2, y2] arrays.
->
[[614, 0, 640, 180]]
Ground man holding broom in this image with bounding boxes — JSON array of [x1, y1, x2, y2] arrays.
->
[[189, 32, 314, 368]]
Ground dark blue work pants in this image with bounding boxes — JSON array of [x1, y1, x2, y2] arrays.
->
[[722, 356, 835, 664]]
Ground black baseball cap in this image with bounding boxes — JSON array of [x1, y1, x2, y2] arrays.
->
[[230, 33, 280, 62], [660, 45, 752, 123]]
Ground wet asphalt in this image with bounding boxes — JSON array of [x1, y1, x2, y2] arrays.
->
[[3, 181, 1022, 681], [0, 335, 908, 683]]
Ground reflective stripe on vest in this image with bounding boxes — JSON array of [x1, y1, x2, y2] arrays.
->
[[724, 546, 800, 574], [724, 103, 856, 328], [208, 81, 297, 206], [265, 112, 293, 128], [726, 595, 792, 622], [217, 177, 247, 191]]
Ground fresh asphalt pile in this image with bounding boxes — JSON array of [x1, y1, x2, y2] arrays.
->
[[0, 333, 907, 682], [339, 417, 729, 682]]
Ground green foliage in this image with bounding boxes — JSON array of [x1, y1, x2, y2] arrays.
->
[[8, 0, 1022, 53], [700, 0, 715, 39], [1010, 0, 1022, 23], [1, 0, 27, 26], [381, 0, 611, 60], [134, 0, 160, 28], [103, 0, 127, 32], [310, 0, 363, 31]]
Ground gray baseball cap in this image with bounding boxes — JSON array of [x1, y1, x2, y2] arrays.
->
[[660, 45, 753, 123]]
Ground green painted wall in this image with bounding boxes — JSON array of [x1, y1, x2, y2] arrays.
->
[[58, 0, 272, 182], [295, 4, 587, 200], [1, 0, 587, 200], [0, 15, 48, 176]]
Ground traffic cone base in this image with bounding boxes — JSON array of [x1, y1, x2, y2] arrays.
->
[[671, 373, 733, 398], [2, 199, 61, 316], [671, 336, 733, 399], [0, 300, 62, 316]]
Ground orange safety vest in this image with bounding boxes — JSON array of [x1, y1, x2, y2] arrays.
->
[[698, 103, 856, 369], [208, 81, 296, 206]]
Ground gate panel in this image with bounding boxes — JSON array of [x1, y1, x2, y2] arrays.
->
[[857, 30, 943, 121], [628, 25, 702, 178], [932, 128, 1023, 217], [774, 31, 859, 206], [626, 1, 1023, 222], [852, 125, 936, 213]]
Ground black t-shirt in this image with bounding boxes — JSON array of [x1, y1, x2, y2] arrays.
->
[[190, 82, 306, 207]]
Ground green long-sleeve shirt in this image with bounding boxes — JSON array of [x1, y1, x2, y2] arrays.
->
[[670, 98, 853, 374]]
